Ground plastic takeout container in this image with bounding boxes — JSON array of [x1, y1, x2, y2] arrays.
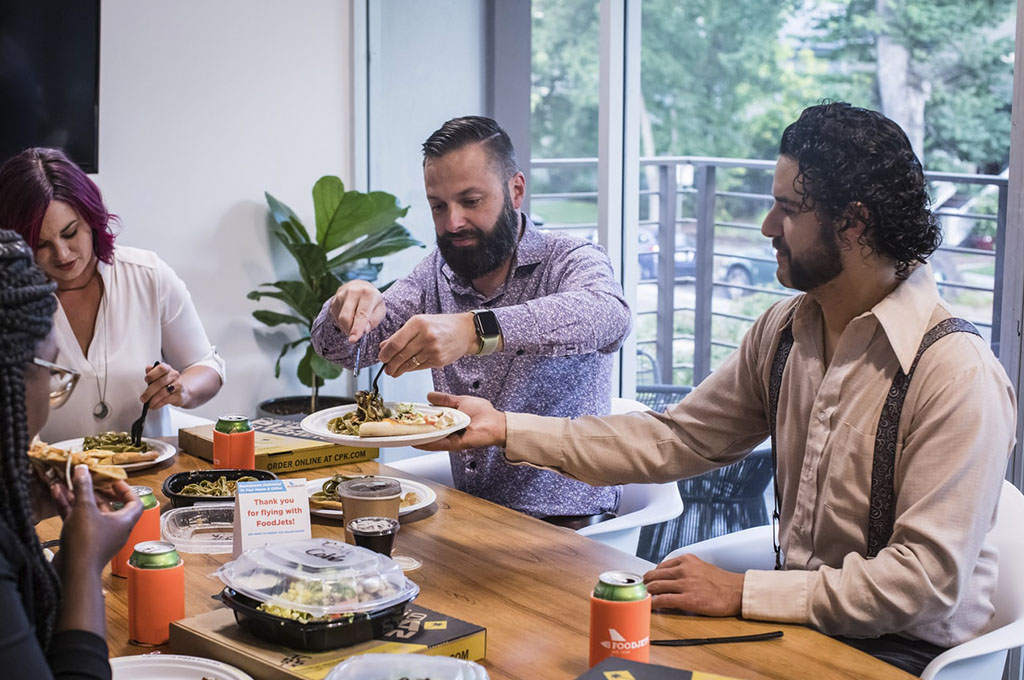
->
[[325, 653, 489, 680], [215, 538, 418, 618], [217, 587, 411, 652], [162, 469, 277, 508], [160, 503, 235, 554], [215, 538, 418, 651]]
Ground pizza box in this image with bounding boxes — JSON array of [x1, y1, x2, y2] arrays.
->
[[178, 417, 378, 474], [169, 604, 486, 680], [577, 657, 743, 679]]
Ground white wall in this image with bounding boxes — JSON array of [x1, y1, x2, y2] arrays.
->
[[363, 0, 488, 408], [94, 0, 354, 421]]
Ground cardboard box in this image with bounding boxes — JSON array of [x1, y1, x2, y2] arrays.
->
[[170, 604, 486, 680], [577, 657, 742, 680], [179, 417, 378, 474]]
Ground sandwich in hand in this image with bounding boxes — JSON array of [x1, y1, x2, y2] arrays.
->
[[28, 441, 130, 488]]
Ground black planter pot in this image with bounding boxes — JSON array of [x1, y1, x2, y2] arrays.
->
[[256, 395, 355, 422]]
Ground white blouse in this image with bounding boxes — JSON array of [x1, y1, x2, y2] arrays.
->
[[41, 246, 226, 442]]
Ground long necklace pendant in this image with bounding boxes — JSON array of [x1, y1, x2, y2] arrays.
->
[[93, 401, 110, 419]]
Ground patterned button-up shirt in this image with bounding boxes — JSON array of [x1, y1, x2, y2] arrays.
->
[[311, 216, 631, 517]]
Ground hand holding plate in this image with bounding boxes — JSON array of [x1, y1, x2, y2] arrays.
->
[[416, 392, 506, 451]]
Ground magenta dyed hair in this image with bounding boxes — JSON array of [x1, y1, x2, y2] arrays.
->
[[0, 148, 118, 263]]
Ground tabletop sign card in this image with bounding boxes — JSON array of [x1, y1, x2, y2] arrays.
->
[[232, 479, 312, 557]]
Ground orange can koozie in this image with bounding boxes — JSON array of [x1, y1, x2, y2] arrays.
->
[[589, 571, 651, 667], [128, 540, 185, 646], [111, 486, 160, 578], [213, 415, 255, 469]]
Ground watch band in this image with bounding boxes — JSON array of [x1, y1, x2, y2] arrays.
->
[[472, 309, 501, 356]]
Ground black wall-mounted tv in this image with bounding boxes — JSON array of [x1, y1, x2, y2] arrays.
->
[[0, 0, 100, 172]]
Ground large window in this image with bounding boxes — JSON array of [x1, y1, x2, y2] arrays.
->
[[531, 0, 1014, 399]]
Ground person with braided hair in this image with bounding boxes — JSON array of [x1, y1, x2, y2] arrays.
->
[[0, 229, 142, 678], [0, 147, 225, 443]]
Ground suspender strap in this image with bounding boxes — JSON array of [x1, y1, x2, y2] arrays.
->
[[767, 314, 979, 567], [865, 317, 980, 556], [767, 321, 795, 570]]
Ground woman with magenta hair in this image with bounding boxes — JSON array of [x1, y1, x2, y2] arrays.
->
[[0, 148, 224, 442]]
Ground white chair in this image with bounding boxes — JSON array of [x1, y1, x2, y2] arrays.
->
[[577, 481, 683, 556], [168, 406, 215, 430], [920, 480, 1024, 680], [611, 397, 650, 414], [663, 480, 1024, 680], [388, 450, 453, 486], [390, 449, 682, 558]]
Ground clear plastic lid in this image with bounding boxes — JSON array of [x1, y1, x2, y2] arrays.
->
[[324, 654, 489, 680], [161, 503, 235, 554], [215, 538, 418, 617]]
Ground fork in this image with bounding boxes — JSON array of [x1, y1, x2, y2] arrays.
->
[[130, 361, 161, 446], [370, 363, 386, 398]]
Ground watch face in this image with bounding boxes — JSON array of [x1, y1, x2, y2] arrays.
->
[[474, 310, 500, 336]]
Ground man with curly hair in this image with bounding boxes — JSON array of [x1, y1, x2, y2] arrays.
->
[[422, 102, 1017, 675]]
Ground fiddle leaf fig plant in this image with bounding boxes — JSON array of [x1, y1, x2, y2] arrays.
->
[[248, 176, 423, 411]]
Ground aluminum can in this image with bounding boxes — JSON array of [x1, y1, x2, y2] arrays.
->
[[215, 415, 253, 434], [111, 486, 161, 578], [132, 485, 159, 510], [128, 541, 185, 646], [589, 571, 651, 667], [213, 414, 255, 469], [593, 570, 650, 601]]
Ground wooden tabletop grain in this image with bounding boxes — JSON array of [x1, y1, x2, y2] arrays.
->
[[36, 448, 914, 680]]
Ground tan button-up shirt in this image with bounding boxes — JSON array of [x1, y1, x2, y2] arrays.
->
[[506, 265, 1016, 646]]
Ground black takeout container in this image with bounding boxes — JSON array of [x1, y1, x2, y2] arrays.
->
[[217, 587, 413, 652], [161, 469, 277, 508]]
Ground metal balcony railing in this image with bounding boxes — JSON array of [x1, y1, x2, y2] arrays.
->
[[531, 156, 1007, 390]]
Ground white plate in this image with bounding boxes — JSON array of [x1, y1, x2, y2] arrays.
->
[[51, 437, 176, 472], [110, 653, 253, 680], [300, 402, 470, 448], [306, 476, 437, 519]]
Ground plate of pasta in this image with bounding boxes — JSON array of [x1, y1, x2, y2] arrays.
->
[[51, 432, 176, 472], [301, 393, 469, 448]]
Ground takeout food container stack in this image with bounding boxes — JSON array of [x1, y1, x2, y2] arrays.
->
[[214, 538, 418, 651]]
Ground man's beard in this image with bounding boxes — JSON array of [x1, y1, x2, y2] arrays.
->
[[438, 190, 520, 281], [775, 219, 844, 292]]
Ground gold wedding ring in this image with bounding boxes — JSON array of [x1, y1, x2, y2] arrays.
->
[[411, 355, 422, 367]]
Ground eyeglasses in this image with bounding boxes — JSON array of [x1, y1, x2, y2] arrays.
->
[[32, 357, 80, 409]]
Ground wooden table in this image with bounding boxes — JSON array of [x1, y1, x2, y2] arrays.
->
[[38, 448, 914, 680]]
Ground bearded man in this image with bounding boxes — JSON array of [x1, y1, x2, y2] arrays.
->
[[421, 103, 1016, 676], [311, 116, 631, 523]]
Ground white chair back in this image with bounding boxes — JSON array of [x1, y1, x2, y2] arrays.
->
[[921, 480, 1024, 680]]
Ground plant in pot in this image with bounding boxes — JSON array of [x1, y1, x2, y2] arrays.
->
[[248, 176, 423, 419]]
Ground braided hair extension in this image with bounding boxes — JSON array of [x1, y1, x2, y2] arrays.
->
[[0, 229, 61, 650]]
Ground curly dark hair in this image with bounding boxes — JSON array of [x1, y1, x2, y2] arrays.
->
[[779, 101, 941, 280], [0, 229, 60, 651]]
